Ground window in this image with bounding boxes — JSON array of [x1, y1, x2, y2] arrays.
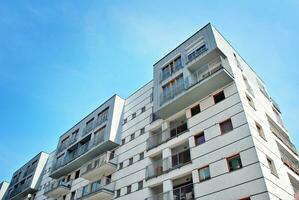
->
[[213, 91, 225, 104], [239, 198, 251, 200], [138, 181, 143, 190], [227, 154, 242, 172], [140, 127, 145, 135], [121, 139, 125, 145], [116, 189, 121, 198], [129, 157, 133, 166], [255, 122, 266, 140], [246, 94, 255, 109], [194, 132, 205, 146], [119, 162, 123, 170], [130, 133, 135, 141], [123, 118, 127, 124], [191, 104, 201, 116], [220, 119, 233, 134], [127, 185, 131, 194], [70, 191, 76, 200], [256, 78, 269, 99], [187, 44, 208, 62], [267, 157, 278, 177], [63, 195, 66, 200], [139, 152, 144, 160], [132, 112, 136, 119], [141, 106, 146, 113], [198, 166, 211, 182], [233, 53, 242, 70], [75, 170, 80, 179]]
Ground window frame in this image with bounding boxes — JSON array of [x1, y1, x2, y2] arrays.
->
[[194, 132, 205, 146], [213, 91, 225, 104], [226, 154, 243, 172], [219, 118, 233, 134], [198, 165, 211, 182]]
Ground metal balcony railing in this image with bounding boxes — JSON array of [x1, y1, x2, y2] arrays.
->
[[146, 122, 188, 151], [44, 179, 72, 194], [146, 149, 191, 180]]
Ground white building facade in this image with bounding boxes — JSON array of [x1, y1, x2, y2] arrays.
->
[[3, 23, 298, 200]]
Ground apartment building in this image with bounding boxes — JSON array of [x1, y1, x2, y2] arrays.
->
[[0, 182, 9, 200], [2, 23, 298, 200]]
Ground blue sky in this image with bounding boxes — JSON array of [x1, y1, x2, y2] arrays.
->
[[0, 0, 298, 181]]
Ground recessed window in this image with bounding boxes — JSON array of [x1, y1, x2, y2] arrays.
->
[[139, 152, 144, 160], [75, 170, 80, 179], [140, 127, 145, 135], [119, 162, 123, 170], [239, 198, 251, 200], [116, 189, 121, 197], [194, 132, 205, 146], [213, 91, 225, 104], [123, 118, 127, 124], [246, 94, 255, 109], [198, 166, 211, 182], [121, 139, 125, 145], [255, 122, 266, 140], [127, 185, 131, 194], [130, 133, 135, 141], [129, 157, 133, 165], [138, 181, 143, 190], [132, 113, 136, 119], [70, 191, 76, 200], [267, 157, 278, 177], [191, 104, 201, 117], [220, 119, 233, 134], [141, 106, 146, 113], [227, 154, 242, 172]]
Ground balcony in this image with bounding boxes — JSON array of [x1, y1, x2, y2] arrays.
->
[[81, 151, 117, 181], [156, 56, 233, 119], [147, 120, 188, 151], [8, 177, 35, 200], [145, 183, 194, 200], [51, 132, 118, 179], [57, 135, 78, 153], [146, 149, 191, 180], [77, 181, 114, 200], [268, 116, 297, 155], [277, 142, 299, 175], [23, 164, 36, 177], [44, 180, 72, 198]]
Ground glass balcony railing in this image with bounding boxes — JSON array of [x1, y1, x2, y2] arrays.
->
[[44, 179, 72, 195], [281, 153, 299, 175], [146, 149, 191, 180], [57, 135, 78, 153], [76, 181, 114, 200], [9, 177, 33, 199], [185, 44, 208, 65], [160, 63, 184, 82], [145, 183, 194, 200], [52, 133, 106, 172], [146, 122, 188, 151], [160, 57, 227, 106]]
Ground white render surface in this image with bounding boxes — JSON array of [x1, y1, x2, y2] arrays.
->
[[3, 23, 298, 200]]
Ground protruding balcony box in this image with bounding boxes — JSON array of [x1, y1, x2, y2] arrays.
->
[[155, 56, 234, 119], [44, 179, 72, 198], [77, 180, 114, 200], [81, 151, 117, 181], [50, 95, 125, 179], [6, 152, 49, 200]]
